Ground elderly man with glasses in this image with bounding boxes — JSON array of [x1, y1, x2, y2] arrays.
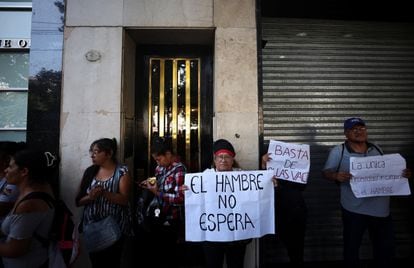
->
[[322, 117, 411, 268]]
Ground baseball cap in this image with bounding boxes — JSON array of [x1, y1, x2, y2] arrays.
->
[[344, 117, 366, 131]]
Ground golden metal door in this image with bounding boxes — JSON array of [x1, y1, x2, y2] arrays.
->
[[148, 58, 201, 172]]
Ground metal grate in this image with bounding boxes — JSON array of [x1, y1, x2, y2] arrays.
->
[[261, 17, 414, 263]]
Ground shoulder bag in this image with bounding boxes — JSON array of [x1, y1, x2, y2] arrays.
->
[[83, 215, 121, 253]]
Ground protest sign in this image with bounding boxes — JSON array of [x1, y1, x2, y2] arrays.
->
[[350, 153, 411, 198], [266, 140, 310, 184], [184, 170, 274, 242]]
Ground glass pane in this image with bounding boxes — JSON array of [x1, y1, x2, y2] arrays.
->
[[0, 91, 27, 128], [0, 52, 30, 89], [190, 59, 200, 171], [0, 130, 26, 142], [164, 60, 173, 137], [150, 59, 160, 134], [0, 10, 32, 38], [148, 58, 201, 172], [177, 60, 186, 162]]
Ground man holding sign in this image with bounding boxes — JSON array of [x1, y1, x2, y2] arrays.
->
[[323, 117, 412, 268], [261, 140, 309, 266]]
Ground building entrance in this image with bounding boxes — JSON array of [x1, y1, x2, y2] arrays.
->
[[131, 43, 213, 267]]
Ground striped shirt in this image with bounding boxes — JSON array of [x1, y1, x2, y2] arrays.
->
[[83, 165, 133, 235]]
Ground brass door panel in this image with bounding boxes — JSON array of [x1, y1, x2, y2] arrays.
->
[[148, 58, 201, 172]]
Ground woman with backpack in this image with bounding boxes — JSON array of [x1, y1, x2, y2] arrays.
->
[[0, 141, 27, 226], [139, 136, 186, 268], [0, 149, 56, 268]]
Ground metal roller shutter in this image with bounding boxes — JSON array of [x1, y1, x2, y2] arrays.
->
[[260, 18, 414, 264]]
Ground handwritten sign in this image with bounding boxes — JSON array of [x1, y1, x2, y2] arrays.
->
[[266, 140, 310, 184], [184, 170, 275, 242], [350, 153, 411, 197]]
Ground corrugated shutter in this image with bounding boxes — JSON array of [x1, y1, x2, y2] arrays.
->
[[260, 18, 414, 264]]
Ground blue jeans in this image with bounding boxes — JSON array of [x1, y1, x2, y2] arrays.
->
[[341, 207, 394, 268]]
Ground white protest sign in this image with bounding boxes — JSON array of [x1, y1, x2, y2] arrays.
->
[[184, 170, 275, 242], [350, 153, 411, 198], [266, 140, 310, 184]]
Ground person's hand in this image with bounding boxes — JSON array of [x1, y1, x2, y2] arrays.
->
[[179, 185, 189, 192], [139, 177, 156, 188], [89, 185, 104, 200], [271, 176, 279, 187], [402, 169, 412, 179], [335, 171, 352, 182], [139, 178, 158, 194], [261, 153, 272, 169]]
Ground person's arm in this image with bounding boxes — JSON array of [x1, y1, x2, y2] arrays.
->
[[403, 169, 412, 179], [261, 153, 278, 186], [77, 185, 104, 206], [322, 170, 352, 183], [322, 144, 352, 183], [261, 153, 270, 169], [162, 165, 185, 205]]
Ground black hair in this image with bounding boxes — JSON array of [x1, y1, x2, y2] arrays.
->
[[150, 136, 173, 156], [0, 141, 27, 164], [12, 149, 58, 185], [76, 138, 118, 206], [75, 164, 99, 206], [89, 138, 118, 163]]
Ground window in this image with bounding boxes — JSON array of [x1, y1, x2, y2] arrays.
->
[[0, 2, 32, 141]]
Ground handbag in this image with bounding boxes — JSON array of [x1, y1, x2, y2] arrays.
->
[[82, 216, 121, 253]]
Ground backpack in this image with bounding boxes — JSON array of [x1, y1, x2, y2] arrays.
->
[[336, 142, 384, 172], [17, 192, 80, 267]]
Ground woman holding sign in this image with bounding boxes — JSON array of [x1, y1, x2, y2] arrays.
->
[[202, 139, 251, 268]]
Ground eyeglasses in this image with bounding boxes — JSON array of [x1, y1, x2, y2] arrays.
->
[[89, 149, 102, 156], [349, 126, 367, 133], [215, 154, 233, 162]]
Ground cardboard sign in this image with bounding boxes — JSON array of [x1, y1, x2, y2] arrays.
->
[[350, 153, 411, 197], [266, 140, 310, 184], [184, 170, 275, 242]]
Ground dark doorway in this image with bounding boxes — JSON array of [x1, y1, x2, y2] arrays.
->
[[133, 43, 213, 267]]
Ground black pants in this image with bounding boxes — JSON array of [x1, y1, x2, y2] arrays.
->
[[89, 236, 125, 268], [150, 220, 182, 268], [341, 207, 394, 268], [276, 185, 307, 266], [203, 240, 249, 268]]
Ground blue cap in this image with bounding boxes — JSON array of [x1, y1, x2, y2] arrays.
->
[[344, 117, 365, 130]]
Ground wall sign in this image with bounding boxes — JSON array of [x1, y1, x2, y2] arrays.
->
[[0, 39, 31, 49]]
